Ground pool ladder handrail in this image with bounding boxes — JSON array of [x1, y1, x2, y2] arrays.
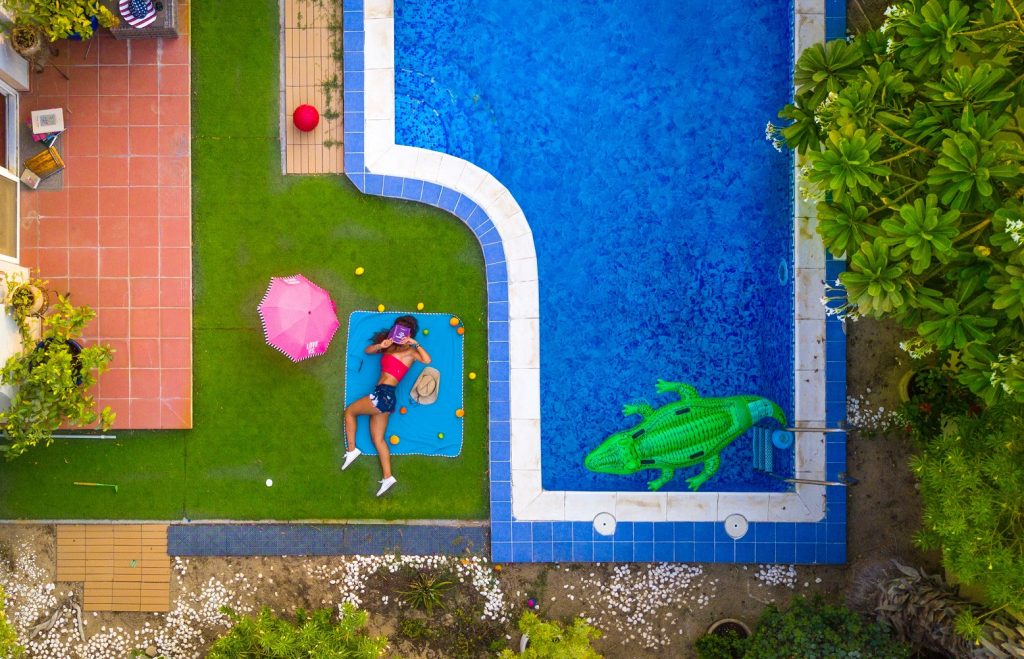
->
[[751, 425, 857, 487]]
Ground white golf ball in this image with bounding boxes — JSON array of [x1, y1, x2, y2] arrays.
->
[[265, 479, 273, 487]]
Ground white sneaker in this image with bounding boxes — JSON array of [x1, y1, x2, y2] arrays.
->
[[341, 448, 362, 470], [376, 476, 397, 497]]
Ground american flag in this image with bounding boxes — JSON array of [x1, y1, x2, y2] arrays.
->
[[119, 0, 157, 28]]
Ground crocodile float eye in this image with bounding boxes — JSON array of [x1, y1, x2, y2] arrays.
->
[[640, 459, 655, 465], [631, 429, 646, 439], [689, 451, 704, 460], [675, 407, 690, 415]]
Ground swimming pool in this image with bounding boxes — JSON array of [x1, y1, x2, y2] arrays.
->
[[393, 0, 795, 492], [343, 0, 848, 563]]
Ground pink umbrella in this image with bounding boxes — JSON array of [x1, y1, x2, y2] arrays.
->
[[257, 274, 340, 362]]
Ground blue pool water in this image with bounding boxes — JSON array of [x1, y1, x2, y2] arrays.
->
[[395, 0, 795, 492]]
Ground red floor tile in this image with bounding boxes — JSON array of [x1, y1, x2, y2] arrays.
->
[[158, 278, 190, 308], [160, 308, 190, 338], [70, 187, 99, 217], [37, 190, 69, 217], [158, 125, 189, 157], [158, 186, 189, 216], [129, 65, 159, 95], [160, 246, 190, 277], [97, 95, 129, 126], [158, 65, 189, 95], [160, 337, 191, 366], [97, 126, 129, 156], [35, 247, 69, 278], [131, 126, 160, 156], [130, 40, 159, 65], [69, 248, 99, 278], [157, 156, 189, 186], [159, 217, 191, 247], [98, 247, 130, 277], [158, 39, 190, 66], [160, 399, 191, 429], [98, 307, 130, 336], [129, 246, 160, 277], [129, 186, 160, 217], [128, 399, 162, 428], [98, 67, 130, 96], [158, 95, 190, 126], [68, 68, 100, 97], [37, 216, 69, 247], [98, 187, 130, 215], [130, 309, 160, 338], [98, 215, 129, 243], [100, 368, 130, 398], [69, 218, 98, 247], [97, 156, 130, 185], [98, 37, 129, 66], [98, 279, 130, 307], [129, 216, 160, 247], [130, 371, 161, 398], [129, 95, 160, 126], [129, 338, 159, 368], [66, 95, 99, 126], [160, 369, 190, 399], [68, 277, 100, 308], [129, 277, 160, 306], [65, 155, 99, 188], [129, 156, 160, 187]]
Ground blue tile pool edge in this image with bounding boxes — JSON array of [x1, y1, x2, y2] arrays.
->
[[341, 0, 847, 564]]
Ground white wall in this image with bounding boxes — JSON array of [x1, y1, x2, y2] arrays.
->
[[0, 8, 30, 91]]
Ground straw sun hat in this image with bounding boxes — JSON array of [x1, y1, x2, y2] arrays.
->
[[410, 367, 440, 405]]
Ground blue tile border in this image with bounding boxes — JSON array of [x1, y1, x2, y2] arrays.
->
[[169, 524, 486, 556], [342, 0, 847, 564]]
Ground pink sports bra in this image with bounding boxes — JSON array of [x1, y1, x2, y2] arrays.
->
[[381, 353, 410, 381]]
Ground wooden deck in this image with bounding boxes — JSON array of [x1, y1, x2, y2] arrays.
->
[[282, 0, 344, 174], [56, 525, 171, 612]]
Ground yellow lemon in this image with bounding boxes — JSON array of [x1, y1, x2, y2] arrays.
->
[[423, 329, 430, 335], [468, 372, 477, 380], [377, 304, 385, 312], [355, 266, 365, 276], [437, 432, 445, 439], [389, 435, 400, 445], [449, 316, 460, 326], [416, 302, 424, 310]]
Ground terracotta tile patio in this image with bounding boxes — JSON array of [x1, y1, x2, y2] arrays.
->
[[18, 8, 192, 429]]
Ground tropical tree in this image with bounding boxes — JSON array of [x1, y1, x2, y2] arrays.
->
[[774, 0, 1024, 403]]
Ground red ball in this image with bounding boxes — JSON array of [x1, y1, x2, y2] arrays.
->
[[293, 104, 320, 132]]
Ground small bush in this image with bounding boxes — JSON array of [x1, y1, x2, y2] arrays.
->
[[498, 611, 602, 658], [911, 402, 1024, 611], [694, 628, 747, 659], [207, 603, 387, 658], [741, 596, 909, 658], [398, 571, 453, 613]]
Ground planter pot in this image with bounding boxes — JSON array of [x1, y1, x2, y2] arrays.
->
[[33, 338, 84, 386], [519, 633, 529, 653], [706, 618, 751, 639], [9, 284, 46, 317], [9, 25, 43, 58], [68, 15, 100, 41], [898, 367, 940, 403]]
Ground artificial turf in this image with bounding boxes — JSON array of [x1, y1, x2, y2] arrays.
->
[[0, 0, 489, 520]]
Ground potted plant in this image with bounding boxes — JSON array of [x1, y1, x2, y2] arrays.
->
[[0, 294, 114, 459], [3, 275, 48, 340], [694, 619, 751, 659], [3, 20, 43, 58], [0, 0, 118, 42]]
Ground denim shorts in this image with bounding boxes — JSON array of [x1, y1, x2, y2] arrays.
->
[[369, 384, 397, 413]]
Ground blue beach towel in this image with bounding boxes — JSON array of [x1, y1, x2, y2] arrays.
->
[[344, 311, 465, 457]]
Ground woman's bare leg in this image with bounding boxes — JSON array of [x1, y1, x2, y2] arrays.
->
[[369, 413, 393, 479], [344, 396, 379, 451]]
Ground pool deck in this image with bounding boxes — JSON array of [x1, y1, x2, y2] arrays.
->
[[344, 0, 848, 563]]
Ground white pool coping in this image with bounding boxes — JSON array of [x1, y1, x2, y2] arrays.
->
[[361, 0, 828, 523]]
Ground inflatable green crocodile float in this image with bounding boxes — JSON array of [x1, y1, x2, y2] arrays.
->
[[584, 380, 786, 491]]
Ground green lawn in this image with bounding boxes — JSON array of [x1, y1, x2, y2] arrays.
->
[[0, 0, 489, 520]]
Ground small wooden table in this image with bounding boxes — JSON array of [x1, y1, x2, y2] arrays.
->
[[101, 0, 178, 39]]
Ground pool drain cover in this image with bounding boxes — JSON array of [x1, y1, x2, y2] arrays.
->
[[593, 512, 616, 537], [724, 514, 749, 540]]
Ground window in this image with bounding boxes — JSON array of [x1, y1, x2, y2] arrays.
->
[[0, 80, 18, 263]]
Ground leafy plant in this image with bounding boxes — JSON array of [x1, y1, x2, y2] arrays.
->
[[0, 587, 23, 658], [694, 628, 748, 659], [399, 571, 453, 613], [0, 295, 114, 458], [742, 596, 910, 658], [207, 604, 388, 658], [872, 561, 1024, 657], [3, 275, 47, 342], [896, 358, 980, 443], [910, 402, 1024, 612], [497, 611, 602, 659], [0, 0, 117, 41], [778, 0, 1024, 403]]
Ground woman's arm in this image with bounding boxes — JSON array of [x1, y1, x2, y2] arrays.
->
[[365, 338, 393, 354], [407, 340, 432, 364]]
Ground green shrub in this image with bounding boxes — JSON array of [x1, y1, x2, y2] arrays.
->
[[207, 604, 388, 658], [694, 628, 748, 659], [0, 586, 23, 657], [776, 0, 1024, 404], [742, 596, 910, 658], [497, 611, 602, 658], [911, 402, 1024, 611], [398, 571, 453, 613]]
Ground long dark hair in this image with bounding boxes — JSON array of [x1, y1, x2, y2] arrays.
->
[[370, 315, 419, 345]]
